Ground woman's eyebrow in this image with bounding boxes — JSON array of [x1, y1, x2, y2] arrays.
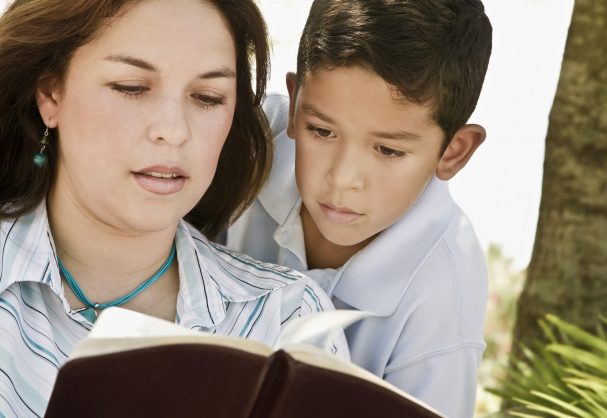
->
[[198, 68, 236, 80], [104, 54, 156, 71], [103, 54, 235, 80]]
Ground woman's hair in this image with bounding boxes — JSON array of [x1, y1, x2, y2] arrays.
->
[[0, 0, 271, 238]]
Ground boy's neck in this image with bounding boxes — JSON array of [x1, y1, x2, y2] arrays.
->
[[300, 204, 375, 270]]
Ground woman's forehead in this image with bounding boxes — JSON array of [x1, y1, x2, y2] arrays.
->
[[74, 0, 236, 73]]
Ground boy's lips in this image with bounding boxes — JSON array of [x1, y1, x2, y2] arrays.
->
[[318, 202, 362, 224], [133, 165, 188, 195]]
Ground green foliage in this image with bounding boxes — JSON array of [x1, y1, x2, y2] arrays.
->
[[476, 244, 526, 416], [490, 315, 607, 417]]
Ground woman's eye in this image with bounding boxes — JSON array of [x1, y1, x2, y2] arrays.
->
[[109, 83, 149, 97], [377, 145, 405, 158], [307, 125, 335, 139], [192, 94, 225, 109]]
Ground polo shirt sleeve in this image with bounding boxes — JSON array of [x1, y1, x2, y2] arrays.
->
[[380, 233, 487, 418], [384, 345, 482, 418]]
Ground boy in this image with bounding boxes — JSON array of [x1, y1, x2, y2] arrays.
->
[[228, 1, 492, 416]]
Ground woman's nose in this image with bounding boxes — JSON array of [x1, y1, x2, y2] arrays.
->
[[148, 96, 191, 146]]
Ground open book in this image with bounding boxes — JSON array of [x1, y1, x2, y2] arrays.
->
[[45, 307, 443, 418]]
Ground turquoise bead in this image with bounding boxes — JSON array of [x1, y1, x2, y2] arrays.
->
[[33, 153, 48, 167], [79, 308, 98, 323]]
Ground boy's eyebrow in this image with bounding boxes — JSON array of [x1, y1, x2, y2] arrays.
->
[[370, 130, 422, 141], [103, 54, 236, 79], [301, 103, 337, 124], [301, 102, 422, 141]]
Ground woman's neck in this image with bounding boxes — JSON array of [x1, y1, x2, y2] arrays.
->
[[47, 192, 180, 321]]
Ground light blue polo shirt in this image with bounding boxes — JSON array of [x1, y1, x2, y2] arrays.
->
[[228, 94, 489, 418]]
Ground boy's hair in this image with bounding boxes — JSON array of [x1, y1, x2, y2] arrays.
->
[[296, 0, 492, 149], [0, 0, 271, 238]]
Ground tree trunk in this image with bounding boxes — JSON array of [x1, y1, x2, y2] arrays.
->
[[511, 0, 607, 356]]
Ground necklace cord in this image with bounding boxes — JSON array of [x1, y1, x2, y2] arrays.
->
[[57, 243, 177, 310]]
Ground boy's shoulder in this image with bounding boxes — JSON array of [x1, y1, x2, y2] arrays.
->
[[263, 93, 290, 137], [335, 178, 486, 316], [253, 94, 299, 225], [390, 181, 486, 285]]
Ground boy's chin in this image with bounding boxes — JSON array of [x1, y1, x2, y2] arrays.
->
[[318, 225, 379, 249]]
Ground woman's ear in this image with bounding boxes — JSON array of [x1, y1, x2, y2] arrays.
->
[[436, 124, 485, 180], [285, 72, 298, 139], [35, 76, 61, 128]]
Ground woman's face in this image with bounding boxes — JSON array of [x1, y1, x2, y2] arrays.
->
[[39, 0, 237, 234]]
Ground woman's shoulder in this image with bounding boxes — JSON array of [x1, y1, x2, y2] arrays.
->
[[182, 220, 309, 286]]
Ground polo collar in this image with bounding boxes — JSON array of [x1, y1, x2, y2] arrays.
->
[[333, 177, 457, 316], [257, 138, 457, 317], [0, 201, 64, 297]]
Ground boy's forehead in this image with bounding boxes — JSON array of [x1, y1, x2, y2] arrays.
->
[[296, 67, 439, 130], [300, 66, 433, 107]]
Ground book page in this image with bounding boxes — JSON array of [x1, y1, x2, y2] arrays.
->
[[274, 309, 372, 350], [70, 307, 368, 360], [70, 308, 272, 359]]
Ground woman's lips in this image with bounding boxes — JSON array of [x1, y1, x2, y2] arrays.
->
[[133, 166, 188, 195], [318, 202, 362, 224]]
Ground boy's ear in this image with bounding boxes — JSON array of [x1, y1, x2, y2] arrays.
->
[[285, 72, 298, 139], [35, 75, 61, 128], [435, 124, 485, 180]]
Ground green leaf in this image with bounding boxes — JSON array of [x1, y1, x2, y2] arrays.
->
[[530, 390, 595, 418], [539, 317, 558, 344], [564, 377, 607, 394], [546, 314, 607, 354], [567, 384, 607, 415], [509, 412, 544, 418], [564, 368, 607, 384], [494, 315, 607, 416], [548, 344, 607, 372], [526, 402, 585, 418], [545, 383, 574, 400]]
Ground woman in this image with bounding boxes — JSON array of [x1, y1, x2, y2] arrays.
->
[[0, 0, 346, 416]]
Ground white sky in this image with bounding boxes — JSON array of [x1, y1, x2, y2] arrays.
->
[[1, 0, 575, 269]]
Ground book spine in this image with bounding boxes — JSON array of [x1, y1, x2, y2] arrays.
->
[[248, 349, 292, 418]]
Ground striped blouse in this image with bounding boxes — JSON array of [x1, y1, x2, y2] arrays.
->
[[0, 202, 347, 418]]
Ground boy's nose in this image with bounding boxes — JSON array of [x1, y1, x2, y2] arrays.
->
[[326, 146, 364, 191], [148, 97, 191, 146]]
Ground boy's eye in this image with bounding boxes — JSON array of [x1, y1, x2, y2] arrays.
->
[[109, 83, 149, 97], [376, 145, 405, 158], [307, 125, 335, 139]]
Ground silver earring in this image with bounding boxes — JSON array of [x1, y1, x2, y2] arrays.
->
[[33, 126, 49, 167]]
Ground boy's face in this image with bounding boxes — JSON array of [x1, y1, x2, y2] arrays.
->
[[287, 66, 446, 247]]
